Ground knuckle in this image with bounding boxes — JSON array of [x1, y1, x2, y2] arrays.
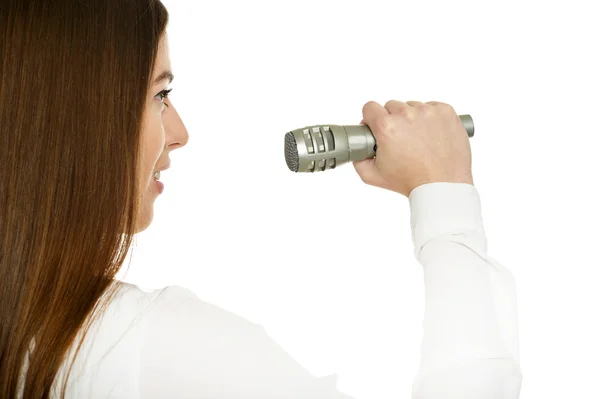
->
[[375, 114, 395, 135], [438, 102, 456, 115], [398, 106, 416, 120], [409, 101, 426, 109], [362, 100, 378, 114], [422, 104, 435, 116]]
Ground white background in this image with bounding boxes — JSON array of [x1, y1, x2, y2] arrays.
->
[[116, 0, 600, 397]]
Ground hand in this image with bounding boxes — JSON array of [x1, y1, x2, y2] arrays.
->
[[352, 100, 474, 197]]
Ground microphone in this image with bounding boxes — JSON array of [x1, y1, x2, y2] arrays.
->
[[284, 114, 474, 173]]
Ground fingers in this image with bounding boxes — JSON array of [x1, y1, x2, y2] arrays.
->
[[425, 101, 446, 106], [384, 100, 412, 115], [366, 100, 436, 120], [362, 101, 393, 141], [426, 100, 457, 115], [363, 99, 454, 141], [386, 100, 456, 120], [362, 101, 389, 125], [384, 100, 431, 121]]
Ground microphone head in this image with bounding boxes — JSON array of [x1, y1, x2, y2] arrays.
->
[[284, 132, 300, 172], [284, 124, 373, 172]]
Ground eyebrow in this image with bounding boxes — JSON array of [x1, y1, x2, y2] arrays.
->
[[153, 70, 174, 85]]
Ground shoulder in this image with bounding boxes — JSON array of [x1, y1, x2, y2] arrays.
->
[[136, 285, 356, 398], [53, 280, 183, 396], [139, 283, 262, 337], [69, 280, 171, 357]]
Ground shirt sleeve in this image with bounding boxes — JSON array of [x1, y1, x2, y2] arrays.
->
[[138, 285, 355, 399], [408, 182, 523, 398]]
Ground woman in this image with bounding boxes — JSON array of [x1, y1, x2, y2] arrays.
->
[[0, 0, 521, 398], [1, 0, 184, 396]]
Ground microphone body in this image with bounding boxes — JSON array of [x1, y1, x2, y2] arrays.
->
[[285, 114, 474, 173]]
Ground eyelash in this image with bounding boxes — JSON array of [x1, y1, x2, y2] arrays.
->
[[156, 88, 172, 107]]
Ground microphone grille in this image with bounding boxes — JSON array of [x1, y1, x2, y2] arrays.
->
[[284, 132, 299, 172]]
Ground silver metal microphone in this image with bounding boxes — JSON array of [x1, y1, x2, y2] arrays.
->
[[284, 114, 474, 173]]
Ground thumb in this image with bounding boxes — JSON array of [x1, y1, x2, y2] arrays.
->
[[352, 158, 386, 188]]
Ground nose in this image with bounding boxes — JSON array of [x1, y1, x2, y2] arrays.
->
[[163, 101, 189, 150]]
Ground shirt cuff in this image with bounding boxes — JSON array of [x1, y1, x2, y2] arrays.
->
[[409, 182, 486, 258]]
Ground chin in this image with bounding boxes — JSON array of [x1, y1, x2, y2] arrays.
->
[[134, 208, 154, 234]]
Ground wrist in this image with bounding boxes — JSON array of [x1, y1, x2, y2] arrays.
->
[[408, 182, 486, 257]]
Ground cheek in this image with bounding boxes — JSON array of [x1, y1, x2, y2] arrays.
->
[[153, 110, 166, 148], [153, 128, 165, 160], [140, 134, 160, 182], [147, 115, 165, 156], [140, 107, 165, 169]]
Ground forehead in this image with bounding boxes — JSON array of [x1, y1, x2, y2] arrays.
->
[[154, 34, 171, 72]]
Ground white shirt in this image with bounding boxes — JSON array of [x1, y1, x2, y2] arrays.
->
[[47, 182, 522, 398]]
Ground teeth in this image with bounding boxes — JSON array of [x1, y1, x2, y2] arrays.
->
[[153, 171, 160, 180]]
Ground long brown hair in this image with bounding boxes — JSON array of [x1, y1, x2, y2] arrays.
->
[[0, 0, 169, 397]]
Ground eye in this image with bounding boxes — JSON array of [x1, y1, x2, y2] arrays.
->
[[155, 88, 172, 107]]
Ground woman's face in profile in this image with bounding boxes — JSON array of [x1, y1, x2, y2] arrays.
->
[[136, 33, 189, 233]]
